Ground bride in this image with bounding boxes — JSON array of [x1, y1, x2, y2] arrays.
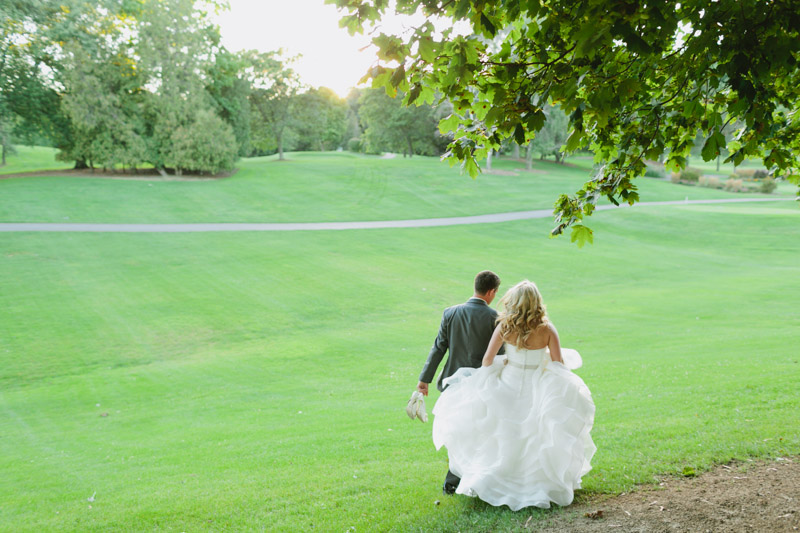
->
[[431, 280, 596, 510]]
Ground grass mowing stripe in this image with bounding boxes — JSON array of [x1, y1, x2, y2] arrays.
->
[[1, 152, 793, 224], [1, 200, 798, 531], [1, 146, 798, 531]]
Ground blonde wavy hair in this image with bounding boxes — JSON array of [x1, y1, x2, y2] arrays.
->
[[497, 280, 548, 348]]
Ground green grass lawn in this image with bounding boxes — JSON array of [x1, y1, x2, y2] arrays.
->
[[0, 145, 73, 175], [1, 153, 799, 531], [0, 151, 793, 225], [567, 153, 768, 175]]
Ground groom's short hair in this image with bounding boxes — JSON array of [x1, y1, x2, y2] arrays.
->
[[474, 270, 501, 295]]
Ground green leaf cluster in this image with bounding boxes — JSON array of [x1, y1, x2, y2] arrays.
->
[[329, 0, 800, 240]]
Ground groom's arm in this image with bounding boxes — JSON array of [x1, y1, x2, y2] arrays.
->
[[492, 311, 505, 355], [417, 311, 450, 394]]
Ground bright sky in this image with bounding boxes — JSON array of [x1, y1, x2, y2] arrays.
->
[[212, 0, 380, 97]]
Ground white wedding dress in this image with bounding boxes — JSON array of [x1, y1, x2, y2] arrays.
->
[[432, 345, 596, 510]]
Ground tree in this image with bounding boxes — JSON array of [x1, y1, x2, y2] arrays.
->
[[37, 0, 237, 173], [344, 88, 364, 147], [137, 0, 235, 175], [206, 48, 253, 157], [529, 104, 569, 164], [0, 0, 58, 164], [329, 0, 800, 241], [358, 87, 449, 156], [246, 50, 302, 160], [56, 8, 148, 171], [2, 0, 239, 174], [291, 87, 349, 151]]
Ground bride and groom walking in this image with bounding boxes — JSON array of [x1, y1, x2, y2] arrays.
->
[[416, 271, 596, 511]]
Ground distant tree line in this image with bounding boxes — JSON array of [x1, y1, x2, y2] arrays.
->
[[0, 0, 467, 174]]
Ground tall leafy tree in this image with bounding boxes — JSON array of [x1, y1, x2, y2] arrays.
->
[[206, 48, 252, 157], [529, 105, 569, 164], [56, 6, 147, 170], [291, 87, 348, 151], [329, 0, 800, 241], [2, 0, 239, 174], [246, 50, 302, 160], [0, 0, 58, 164], [344, 88, 364, 146], [137, 0, 235, 175], [358, 87, 449, 156]]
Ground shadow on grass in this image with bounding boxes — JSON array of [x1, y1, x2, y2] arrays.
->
[[423, 494, 576, 532]]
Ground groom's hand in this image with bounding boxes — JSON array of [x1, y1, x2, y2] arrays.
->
[[417, 381, 429, 396]]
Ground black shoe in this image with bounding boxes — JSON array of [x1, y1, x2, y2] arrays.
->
[[443, 482, 458, 495]]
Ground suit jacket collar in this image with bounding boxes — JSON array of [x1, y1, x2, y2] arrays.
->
[[467, 296, 489, 306]]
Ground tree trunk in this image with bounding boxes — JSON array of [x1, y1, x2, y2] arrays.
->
[[0, 129, 7, 166], [406, 136, 413, 158], [513, 143, 520, 160], [486, 149, 492, 171], [525, 142, 533, 170], [157, 167, 169, 178], [716, 154, 721, 172], [74, 159, 89, 170], [277, 131, 285, 161]]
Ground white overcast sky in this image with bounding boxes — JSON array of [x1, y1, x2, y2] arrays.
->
[[212, 0, 386, 97], [212, 0, 469, 97]]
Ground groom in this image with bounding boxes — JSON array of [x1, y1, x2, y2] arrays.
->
[[417, 270, 502, 495]]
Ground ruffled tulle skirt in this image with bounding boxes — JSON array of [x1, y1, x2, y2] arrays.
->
[[432, 350, 596, 510]]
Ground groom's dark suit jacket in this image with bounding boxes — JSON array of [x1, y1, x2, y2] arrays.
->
[[419, 297, 502, 392]]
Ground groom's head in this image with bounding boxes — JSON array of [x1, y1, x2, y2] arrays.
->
[[474, 270, 501, 304]]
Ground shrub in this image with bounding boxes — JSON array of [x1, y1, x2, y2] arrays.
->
[[734, 168, 757, 178], [723, 178, 744, 192], [679, 168, 701, 182], [759, 176, 777, 193], [698, 176, 721, 189], [644, 165, 665, 178], [753, 169, 769, 180], [168, 110, 238, 175], [347, 137, 363, 153], [670, 172, 681, 183]]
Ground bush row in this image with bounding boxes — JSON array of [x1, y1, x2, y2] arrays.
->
[[670, 169, 777, 194]]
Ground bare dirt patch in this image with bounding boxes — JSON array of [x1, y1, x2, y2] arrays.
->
[[0, 168, 236, 181], [529, 457, 799, 532]]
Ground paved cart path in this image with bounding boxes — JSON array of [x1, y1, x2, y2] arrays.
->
[[0, 197, 794, 232]]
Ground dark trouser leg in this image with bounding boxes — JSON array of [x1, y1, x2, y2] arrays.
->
[[443, 469, 460, 493]]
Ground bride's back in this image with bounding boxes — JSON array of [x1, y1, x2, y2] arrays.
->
[[503, 323, 551, 351]]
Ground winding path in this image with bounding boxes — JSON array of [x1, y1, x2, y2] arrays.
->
[[0, 197, 794, 232]]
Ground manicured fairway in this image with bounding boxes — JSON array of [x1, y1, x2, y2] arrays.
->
[[1, 153, 798, 531], [1, 151, 793, 225], [0, 146, 73, 175]]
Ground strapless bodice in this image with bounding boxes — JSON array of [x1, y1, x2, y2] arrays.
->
[[504, 345, 549, 369]]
